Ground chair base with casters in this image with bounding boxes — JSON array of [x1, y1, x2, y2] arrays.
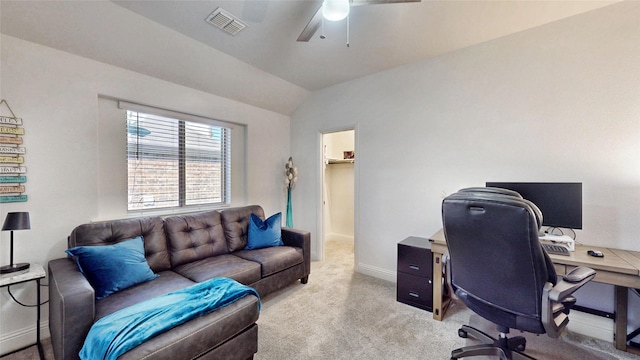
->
[[451, 325, 534, 360], [448, 265, 593, 360]]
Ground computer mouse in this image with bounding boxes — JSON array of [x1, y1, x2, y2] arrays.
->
[[587, 250, 604, 257]]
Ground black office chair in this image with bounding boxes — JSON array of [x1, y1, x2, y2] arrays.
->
[[441, 187, 595, 360]]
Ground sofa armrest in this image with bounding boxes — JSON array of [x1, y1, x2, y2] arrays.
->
[[282, 227, 311, 281], [49, 258, 96, 360]]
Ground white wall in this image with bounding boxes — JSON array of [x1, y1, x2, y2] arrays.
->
[[325, 130, 355, 161], [326, 163, 354, 240], [0, 35, 291, 353], [291, 1, 640, 278]]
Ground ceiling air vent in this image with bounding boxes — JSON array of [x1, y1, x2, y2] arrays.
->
[[205, 8, 247, 36]]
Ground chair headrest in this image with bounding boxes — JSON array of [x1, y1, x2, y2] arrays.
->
[[458, 187, 523, 199], [446, 187, 543, 230]]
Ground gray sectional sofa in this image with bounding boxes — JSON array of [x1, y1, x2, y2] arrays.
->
[[48, 205, 310, 360]]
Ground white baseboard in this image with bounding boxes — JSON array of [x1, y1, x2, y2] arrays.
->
[[356, 263, 396, 282], [0, 321, 49, 355], [566, 310, 614, 342]]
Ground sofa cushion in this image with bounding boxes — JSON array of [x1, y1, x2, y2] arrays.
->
[[66, 236, 159, 300], [119, 297, 259, 360], [96, 270, 195, 320], [233, 246, 304, 277], [173, 254, 262, 285], [69, 216, 171, 273], [165, 210, 228, 267], [246, 212, 284, 250], [220, 205, 265, 252]]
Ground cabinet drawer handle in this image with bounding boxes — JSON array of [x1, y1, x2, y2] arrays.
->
[[409, 265, 420, 270], [409, 292, 420, 298]]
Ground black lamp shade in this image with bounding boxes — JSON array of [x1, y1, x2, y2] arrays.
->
[[1, 212, 31, 274], [2, 212, 30, 231]]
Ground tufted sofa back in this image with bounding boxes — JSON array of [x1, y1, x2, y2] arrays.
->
[[68, 205, 269, 271], [220, 205, 265, 252], [68, 216, 171, 272], [164, 210, 227, 267]]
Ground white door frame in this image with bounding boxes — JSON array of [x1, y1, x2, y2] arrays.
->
[[317, 126, 358, 264]]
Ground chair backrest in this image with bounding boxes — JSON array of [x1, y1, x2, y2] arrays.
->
[[442, 188, 557, 333]]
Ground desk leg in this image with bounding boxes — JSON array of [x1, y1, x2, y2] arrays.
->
[[433, 251, 444, 321], [615, 286, 628, 351], [36, 278, 44, 360]]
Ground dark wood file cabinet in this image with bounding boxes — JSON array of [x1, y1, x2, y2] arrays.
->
[[397, 236, 433, 312]]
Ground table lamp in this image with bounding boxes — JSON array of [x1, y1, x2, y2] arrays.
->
[[1, 212, 31, 274]]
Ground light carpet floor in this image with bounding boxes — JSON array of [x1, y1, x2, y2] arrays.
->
[[4, 238, 637, 359], [256, 238, 637, 360]]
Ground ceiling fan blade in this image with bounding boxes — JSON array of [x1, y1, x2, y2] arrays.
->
[[297, 5, 323, 42]]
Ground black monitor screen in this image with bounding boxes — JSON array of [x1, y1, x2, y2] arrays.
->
[[485, 182, 582, 230]]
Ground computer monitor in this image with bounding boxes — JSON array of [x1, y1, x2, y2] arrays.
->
[[485, 182, 582, 230]]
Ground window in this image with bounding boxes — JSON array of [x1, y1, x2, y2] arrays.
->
[[127, 110, 231, 211]]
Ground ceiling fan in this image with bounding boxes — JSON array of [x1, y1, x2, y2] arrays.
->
[[297, 0, 421, 42]]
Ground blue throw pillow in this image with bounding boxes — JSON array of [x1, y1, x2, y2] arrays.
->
[[66, 236, 158, 299], [246, 212, 284, 250]]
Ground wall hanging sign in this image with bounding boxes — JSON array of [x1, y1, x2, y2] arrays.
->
[[0, 100, 27, 203]]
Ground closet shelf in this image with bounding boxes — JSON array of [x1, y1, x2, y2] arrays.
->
[[327, 159, 354, 164]]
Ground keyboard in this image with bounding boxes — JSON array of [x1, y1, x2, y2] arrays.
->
[[541, 243, 570, 256]]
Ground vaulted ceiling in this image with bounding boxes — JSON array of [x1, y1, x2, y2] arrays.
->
[[0, 1, 619, 115]]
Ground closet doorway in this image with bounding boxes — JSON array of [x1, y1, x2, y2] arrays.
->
[[321, 130, 355, 262]]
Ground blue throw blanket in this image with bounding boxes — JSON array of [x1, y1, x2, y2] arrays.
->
[[80, 277, 260, 360]]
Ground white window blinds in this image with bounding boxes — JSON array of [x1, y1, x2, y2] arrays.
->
[[126, 110, 231, 211]]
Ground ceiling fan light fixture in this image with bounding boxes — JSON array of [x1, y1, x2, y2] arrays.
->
[[322, 0, 350, 21]]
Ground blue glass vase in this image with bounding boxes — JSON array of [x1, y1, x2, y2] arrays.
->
[[286, 187, 293, 228]]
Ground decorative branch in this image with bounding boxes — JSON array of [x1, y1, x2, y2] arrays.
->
[[284, 157, 298, 190]]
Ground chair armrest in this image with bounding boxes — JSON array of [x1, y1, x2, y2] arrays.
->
[[550, 266, 596, 302], [563, 266, 597, 284], [541, 266, 595, 338], [49, 258, 96, 360], [282, 227, 311, 279]]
